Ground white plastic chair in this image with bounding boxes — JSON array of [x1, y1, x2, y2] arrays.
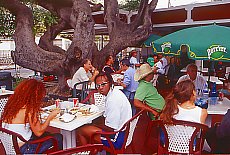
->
[[155, 119, 208, 154], [91, 110, 144, 154], [81, 91, 105, 107], [0, 127, 59, 154], [0, 97, 9, 121], [0, 97, 8, 115], [93, 92, 105, 107]]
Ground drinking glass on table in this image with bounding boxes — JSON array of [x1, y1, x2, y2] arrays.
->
[[68, 98, 79, 107], [1, 85, 6, 93], [195, 89, 202, 106], [73, 98, 79, 107], [218, 91, 224, 101], [55, 99, 60, 108], [68, 98, 73, 102]]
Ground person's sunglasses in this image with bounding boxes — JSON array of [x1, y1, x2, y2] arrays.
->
[[96, 82, 108, 89]]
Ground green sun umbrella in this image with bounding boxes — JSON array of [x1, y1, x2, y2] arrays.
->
[[153, 24, 230, 62], [143, 34, 161, 47]]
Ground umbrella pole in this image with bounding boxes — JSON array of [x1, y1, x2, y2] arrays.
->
[[208, 73, 211, 89], [147, 47, 149, 57], [207, 61, 213, 89]]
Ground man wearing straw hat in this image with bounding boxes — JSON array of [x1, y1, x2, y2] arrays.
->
[[134, 64, 165, 119]]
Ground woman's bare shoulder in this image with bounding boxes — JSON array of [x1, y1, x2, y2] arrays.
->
[[11, 108, 26, 124]]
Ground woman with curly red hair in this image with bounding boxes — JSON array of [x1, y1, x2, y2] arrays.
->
[[1, 79, 63, 153]]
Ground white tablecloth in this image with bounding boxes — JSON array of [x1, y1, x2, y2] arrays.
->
[[207, 97, 230, 115], [42, 103, 104, 149], [203, 76, 223, 85]]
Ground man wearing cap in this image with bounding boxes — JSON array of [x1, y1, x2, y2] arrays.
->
[[129, 50, 140, 69], [147, 55, 155, 67], [134, 64, 165, 119]]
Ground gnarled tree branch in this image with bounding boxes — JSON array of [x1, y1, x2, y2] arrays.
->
[[96, 0, 157, 59], [0, 0, 159, 91]]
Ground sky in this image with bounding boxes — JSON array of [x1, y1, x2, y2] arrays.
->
[[156, 0, 212, 9], [95, 0, 212, 9]]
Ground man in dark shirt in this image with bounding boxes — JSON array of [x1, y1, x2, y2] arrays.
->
[[102, 55, 116, 75], [180, 45, 194, 69]]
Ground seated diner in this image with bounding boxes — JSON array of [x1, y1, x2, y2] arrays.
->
[[1, 79, 63, 154], [160, 79, 208, 124], [76, 72, 132, 148], [67, 59, 99, 89]]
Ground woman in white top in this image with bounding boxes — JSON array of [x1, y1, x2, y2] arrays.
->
[[160, 79, 207, 124], [1, 79, 63, 154], [67, 59, 99, 89]]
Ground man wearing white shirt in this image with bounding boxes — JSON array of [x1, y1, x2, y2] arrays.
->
[[129, 50, 140, 69], [157, 53, 168, 74], [67, 59, 99, 89], [177, 63, 207, 92], [152, 55, 166, 87], [155, 60, 164, 75], [77, 72, 132, 148]]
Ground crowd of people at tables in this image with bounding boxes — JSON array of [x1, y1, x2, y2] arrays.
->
[[1, 50, 230, 154]]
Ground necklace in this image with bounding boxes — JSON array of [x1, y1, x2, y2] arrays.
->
[[184, 105, 195, 109], [180, 101, 196, 109]]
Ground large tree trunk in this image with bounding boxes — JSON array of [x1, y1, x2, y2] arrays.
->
[[94, 0, 158, 69], [1, 0, 95, 91], [1, 0, 67, 90], [0, 0, 158, 92]]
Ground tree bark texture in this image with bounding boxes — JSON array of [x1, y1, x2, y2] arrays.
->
[[0, 0, 158, 91]]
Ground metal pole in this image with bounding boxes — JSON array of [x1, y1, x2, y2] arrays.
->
[[101, 35, 103, 49], [168, 0, 171, 8]]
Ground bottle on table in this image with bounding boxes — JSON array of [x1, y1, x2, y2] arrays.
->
[[209, 82, 218, 105], [201, 83, 209, 109], [218, 91, 224, 101], [203, 83, 209, 99]]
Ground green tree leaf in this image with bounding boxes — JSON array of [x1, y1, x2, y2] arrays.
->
[[119, 0, 141, 11], [0, 2, 58, 38]]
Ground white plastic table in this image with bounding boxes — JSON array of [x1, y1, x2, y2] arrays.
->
[[207, 97, 230, 115], [204, 97, 230, 152], [180, 68, 209, 74], [0, 90, 14, 96], [43, 104, 105, 149], [203, 76, 223, 85], [205, 97, 230, 128], [206, 97, 230, 127]]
